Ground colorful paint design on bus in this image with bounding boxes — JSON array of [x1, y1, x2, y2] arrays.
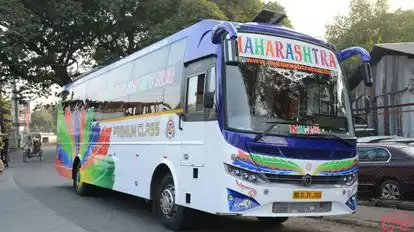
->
[[290, 124, 320, 135], [231, 150, 304, 175], [231, 150, 357, 176], [312, 159, 358, 176], [237, 33, 339, 72], [56, 103, 115, 189]]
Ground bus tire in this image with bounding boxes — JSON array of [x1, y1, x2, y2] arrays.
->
[[73, 162, 91, 196], [154, 173, 192, 231], [257, 217, 288, 227]]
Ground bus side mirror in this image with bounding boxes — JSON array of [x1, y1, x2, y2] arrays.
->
[[223, 39, 239, 66], [359, 63, 373, 87], [204, 91, 215, 109]]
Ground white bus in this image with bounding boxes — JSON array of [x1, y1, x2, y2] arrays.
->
[[56, 10, 373, 231]]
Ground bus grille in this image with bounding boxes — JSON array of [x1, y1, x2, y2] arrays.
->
[[272, 202, 332, 213], [264, 174, 342, 185]]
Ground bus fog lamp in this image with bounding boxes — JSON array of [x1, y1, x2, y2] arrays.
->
[[342, 173, 357, 186], [235, 169, 241, 176], [227, 166, 234, 172], [224, 164, 259, 183], [249, 175, 257, 181]]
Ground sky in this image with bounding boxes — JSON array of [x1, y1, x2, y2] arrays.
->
[[272, 0, 414, 39]]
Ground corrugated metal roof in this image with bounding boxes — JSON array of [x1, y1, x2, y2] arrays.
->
[[349, 42, 414, 90], [371, 42, 414, 65], [377, 42, 414, 55]]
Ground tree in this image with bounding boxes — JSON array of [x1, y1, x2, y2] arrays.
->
[[211, 0, 292, 27], [30, 107, 56, 133], [92, 0, 293, 65], [325, 0, 414, 72], [0, 94, 12, 133], [0, 0, 294, 90], [0, 0, 106, 87], [148, 0, 227, 43]]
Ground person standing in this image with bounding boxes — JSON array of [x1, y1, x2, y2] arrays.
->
[[0, 136, 4, 172], [2, 137, 9, 167]]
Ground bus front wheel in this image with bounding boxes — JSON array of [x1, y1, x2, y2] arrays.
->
[[154, 174, 192, 231], [257, 217, 289, 227]]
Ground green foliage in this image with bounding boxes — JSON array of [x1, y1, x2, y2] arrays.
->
[[325, 0, 414, 72], [264, 1, 293, 28], [30, 106, 56, 133], [0, 0, 293, 91], [0, 94, 12, 133], [148, 0, 227, 43], [93, 0, 293, 65], [0, 0, 100, 87], [211, 0, 292, 28]]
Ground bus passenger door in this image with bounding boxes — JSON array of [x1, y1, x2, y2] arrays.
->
[[180, 58, 214, 167]]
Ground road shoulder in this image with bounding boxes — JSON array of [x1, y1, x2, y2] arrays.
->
[[0, 168, 88, 232], [319, 205, 414, 230]]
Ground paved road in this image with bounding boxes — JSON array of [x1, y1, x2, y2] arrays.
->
[[0, 146, 379, 232]]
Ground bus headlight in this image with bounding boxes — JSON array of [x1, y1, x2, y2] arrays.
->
[[224, 164, 261, 183], [342, 172, 358, 186]]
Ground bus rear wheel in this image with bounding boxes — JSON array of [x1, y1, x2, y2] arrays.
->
[[257, 217, 288, 227], [154, 174, 192, 231], [73, 162, 91, 196]]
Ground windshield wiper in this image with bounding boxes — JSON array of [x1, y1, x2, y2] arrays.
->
[[304, 133, 354, 147], [254, 121, 290, 142]]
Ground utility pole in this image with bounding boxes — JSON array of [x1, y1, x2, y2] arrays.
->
[[0, 98, 4, 134], [0, 80, 4, 134], [10, 78, 19, 149]]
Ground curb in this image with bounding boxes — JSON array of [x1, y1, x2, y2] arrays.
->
[[318, 217, 379, 228], [360, 199, 414, 211], [320, 216, 414, 230], [319, 213, 414, 230]]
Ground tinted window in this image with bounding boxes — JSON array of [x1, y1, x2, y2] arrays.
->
[[163, 39, 187, 111], [206, 65, 217, 120], [358, 147, 390, 162], [104, 63, 134, 101], [186, 74, 205, 113], [62, 38, 187, 121], [127, 39, 187, 115]]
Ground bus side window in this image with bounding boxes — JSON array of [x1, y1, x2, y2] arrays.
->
[[206, 65, 216, 120], [186, 73, 206, 114]]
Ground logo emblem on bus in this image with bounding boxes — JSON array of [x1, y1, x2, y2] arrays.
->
[[302, 174, 312, 186], [305, 163, 312, 171], [166, 119, 176, 139]]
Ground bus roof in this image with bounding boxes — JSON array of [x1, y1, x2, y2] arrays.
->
[[64, 19, 335, 90]]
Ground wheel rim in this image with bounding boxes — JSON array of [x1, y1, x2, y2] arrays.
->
[[382, 183, 400, 200], [76, 169, 82, 190], [159, 184, 178, 218]]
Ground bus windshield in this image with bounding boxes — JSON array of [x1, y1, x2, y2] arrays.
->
[[224, 33, 354, 137]]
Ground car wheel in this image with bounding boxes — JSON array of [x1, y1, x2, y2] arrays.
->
[[257, 217, 288, 227], [153, 174, 193, 231], [380, 180, 402, 200]]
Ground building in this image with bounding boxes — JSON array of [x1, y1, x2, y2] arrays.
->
[[18, 100, 31, 133], [351, 42, 414, 137]]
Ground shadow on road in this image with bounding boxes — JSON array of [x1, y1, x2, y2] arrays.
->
[[23, 183, 301, 232]]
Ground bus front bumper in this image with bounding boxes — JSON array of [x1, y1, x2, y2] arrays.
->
[[223, 183, 357, 217]]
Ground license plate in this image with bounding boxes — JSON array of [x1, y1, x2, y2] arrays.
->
[[292, 191, 322, 200]]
